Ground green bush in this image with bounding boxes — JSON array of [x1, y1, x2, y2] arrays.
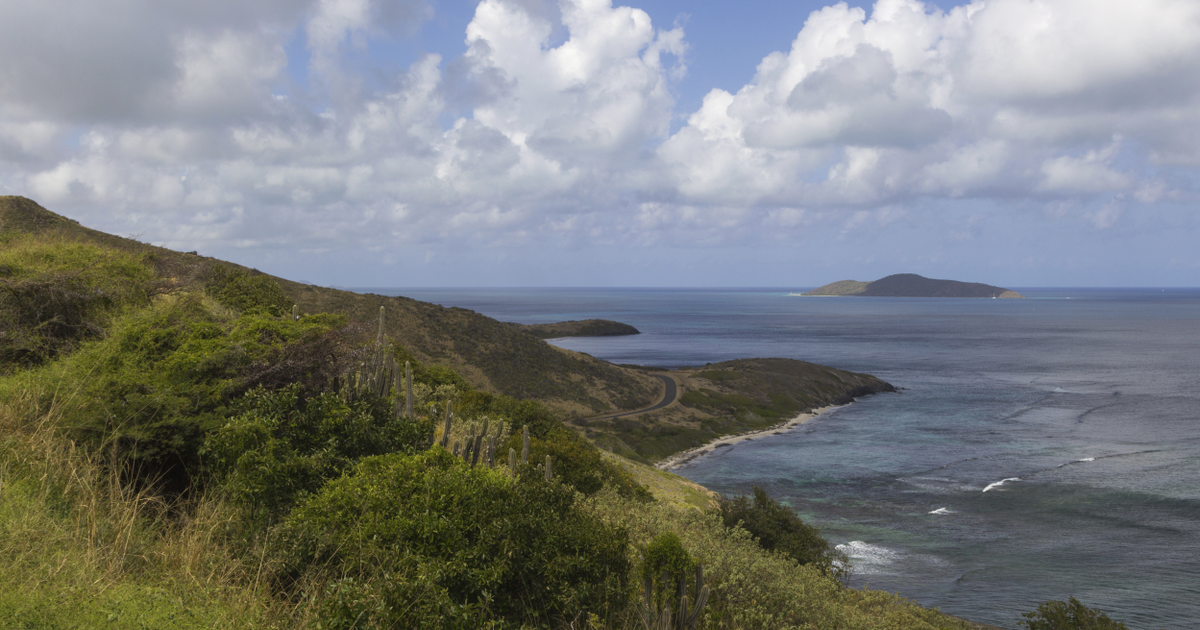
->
[[202, 265, 290, 317], [1021, 597, 1129, 630], [502, 426, 652, 501], [714, 486, 847, 579], [641, 532, 694, 610], [271, 448, 632, 628], [0, 239, 154, 369], [1, 295, 350, 491], [203, 384, 433, 527]]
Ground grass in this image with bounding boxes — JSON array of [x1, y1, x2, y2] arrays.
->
[[0, 391, 303, 629]]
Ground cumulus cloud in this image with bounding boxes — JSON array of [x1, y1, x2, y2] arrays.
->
[[660, 0, 1200, 212], [1, 0, 1198, 283]]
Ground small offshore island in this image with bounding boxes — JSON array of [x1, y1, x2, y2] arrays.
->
[[803, 273, 1024, 298]]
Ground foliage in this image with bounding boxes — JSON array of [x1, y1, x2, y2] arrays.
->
[[203, 384, 433, 528], [203, 265, 291, 317], [0, 394, 295, 629], [587, 488, 975, 630], [271, 448, 632, 628], [641, 532, 694, 612], [1020, 597, 1129, 630], [501, 425, 653, 500], [0, 294, 350, 490], [715, 486, 847, 579], [0, 238, 155, 370]]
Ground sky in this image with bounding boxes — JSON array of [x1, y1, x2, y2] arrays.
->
[[1, 0, 1198, 288]]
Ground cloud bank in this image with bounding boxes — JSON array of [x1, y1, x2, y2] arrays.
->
[[1, 0, 1197, 284]]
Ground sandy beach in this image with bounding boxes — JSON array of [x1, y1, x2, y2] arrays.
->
[[656, 403, 844, 471]]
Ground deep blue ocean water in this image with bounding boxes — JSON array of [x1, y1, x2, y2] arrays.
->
[[367, 287, 1200, 629]]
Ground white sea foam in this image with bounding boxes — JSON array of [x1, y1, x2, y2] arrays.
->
[[982, 477, 1021, 493], [1077, 457, 1095, 462], [929, 507, 955, 515], [835, 541, 900, 575]]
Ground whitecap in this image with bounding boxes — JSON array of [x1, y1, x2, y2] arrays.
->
[[1077, 457, 1095, 462], [835, 541, 900, 575], [929, 507, 955, 515], [982, 477, 1021, 493]]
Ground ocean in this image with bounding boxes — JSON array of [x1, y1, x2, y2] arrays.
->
[[369, 287, 1200, 629]]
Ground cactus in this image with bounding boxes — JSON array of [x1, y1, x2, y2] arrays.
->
[[544, 454, 552, 481], [377, 305, 385, 344], [637, 563, 708, 630], [471, 433, 483, 468], [452, 440, 461, 457], [291, 304, 299, 321], [487, 435, 497, 468], [404, 361, 413, 419], [439, 404, 453, 449], [521, 425, 530, 464], [508, 447, 517, 471]]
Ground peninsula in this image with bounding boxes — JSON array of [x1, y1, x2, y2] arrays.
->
[[803, 273, 1023, 298]]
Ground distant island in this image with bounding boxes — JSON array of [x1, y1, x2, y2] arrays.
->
[[803, 273, 1024, 298], [508, 319, 640, 339]]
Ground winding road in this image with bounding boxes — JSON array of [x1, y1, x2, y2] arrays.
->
[[585, 373, 678, 422]]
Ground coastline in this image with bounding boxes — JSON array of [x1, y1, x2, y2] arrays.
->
[[656, 403, 845, 471]]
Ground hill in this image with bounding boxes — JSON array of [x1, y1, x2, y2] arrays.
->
[[0, 196, 658, 417], [509, 319, 640, 339], [804, 273, 1023, 298]]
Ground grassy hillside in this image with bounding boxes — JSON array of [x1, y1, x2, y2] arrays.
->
[[581, 358, 895, 464], [0, 196, 1018, 629], [1, 196, 658, 417]]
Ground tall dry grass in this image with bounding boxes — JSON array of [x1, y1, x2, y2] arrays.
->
[[0, 386, 310, 628]]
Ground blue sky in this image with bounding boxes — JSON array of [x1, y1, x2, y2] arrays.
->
[[1, 0, 1197, 287]]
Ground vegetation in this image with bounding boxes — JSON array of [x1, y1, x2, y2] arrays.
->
[[715, 486, 847, 579], [1020, 597, 1129, 630], [0, 198, 1008, 629]]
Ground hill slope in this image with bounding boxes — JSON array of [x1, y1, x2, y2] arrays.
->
[[804, 273, 1023, 298], [0, 196, 658, 416]]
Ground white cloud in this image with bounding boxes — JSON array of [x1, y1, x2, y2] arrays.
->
[[0, 0, 1198, 284]]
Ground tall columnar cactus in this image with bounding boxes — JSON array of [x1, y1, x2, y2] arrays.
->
[[404, 361, 413, 419], [377, 305, 385, 345], [292, 304, 299, 321], [521, 425, 530, 464], [471, 433, 484, 468], [638, 564, 709, 630], [544, 454, 552, 481], [508, 447, 517, 471], [439, 404, 453, 449]]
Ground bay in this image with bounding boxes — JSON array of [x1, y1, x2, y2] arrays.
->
[[368, 287, 1200, 629]]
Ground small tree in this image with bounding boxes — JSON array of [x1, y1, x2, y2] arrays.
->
[[715, 486, 847, 578], [1021, 597, 1129, 630]]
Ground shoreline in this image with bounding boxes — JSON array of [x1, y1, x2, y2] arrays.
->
[[655, 403, 845, 471]]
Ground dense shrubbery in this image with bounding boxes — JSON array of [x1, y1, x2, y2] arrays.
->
[[202, 265, 291, 317], [204, 384, 433, 528], [715, 486, 847, 579], [1020, 597, 1129, 630], [271, 448, 632, 629], [1, 294, 351, 489], [0, 238, 155, 369]]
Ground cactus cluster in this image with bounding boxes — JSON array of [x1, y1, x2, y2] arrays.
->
[[638, 563, 709, 630], [452, 416, 507, 470]]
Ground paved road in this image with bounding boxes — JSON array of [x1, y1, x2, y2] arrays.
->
[[585, 374, 677, 422]]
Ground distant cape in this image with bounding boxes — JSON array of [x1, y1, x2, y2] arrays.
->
[[802, 274, 1023, 298]]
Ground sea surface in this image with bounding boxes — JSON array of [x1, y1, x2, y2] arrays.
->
[[367, 287, 1200, 629]]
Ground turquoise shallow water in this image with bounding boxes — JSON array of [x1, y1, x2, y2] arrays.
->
[[369, 287, 1200, 629]]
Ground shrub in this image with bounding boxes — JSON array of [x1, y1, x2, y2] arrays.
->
[[1020, 597, 1129, 630], [586, 488, 978, 630], [641, 532, 694, 610], [271, 448, 632, 628], [501, 426, 652, 500], [0, 239, 154, 369], [202, 265, 290, 317], [715, 486, 847, 579], [1, 295, 350, 491], [203, 384, 433, 528]]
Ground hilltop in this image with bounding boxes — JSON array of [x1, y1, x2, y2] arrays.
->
[[804, 273, 1023, 298], [0, 196, 658, 417]]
